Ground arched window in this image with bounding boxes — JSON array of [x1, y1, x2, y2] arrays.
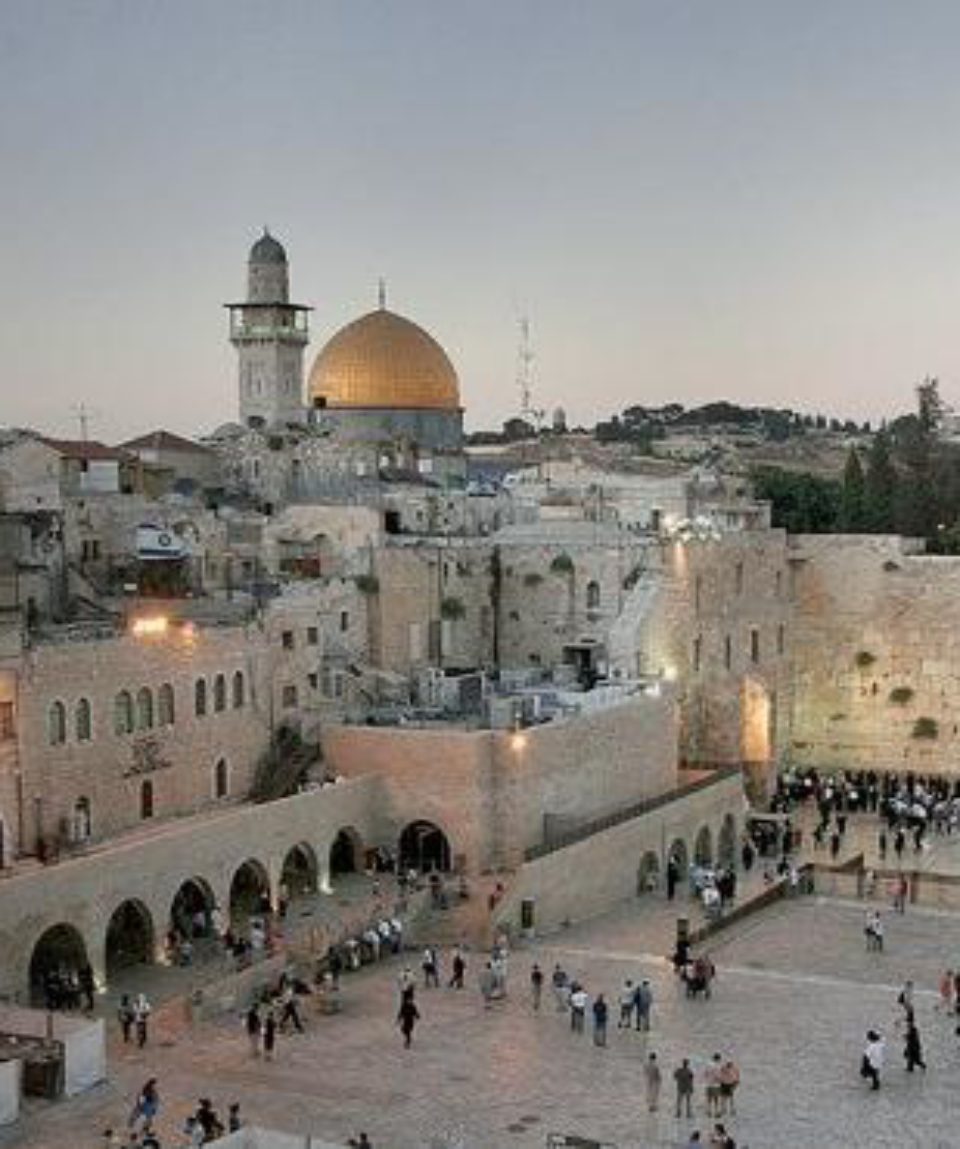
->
[[136, 687, 154, 731], [232, 670, 245, 709], [140, 779, 154, 820], [75, 698, 92, 742], [214, 758, 229, 799], [48, 701, 66, 746], [194, 679, 207, 717], [586, 580, 601, 610], [115, 691, 134, 736], [213, 674, 226, 713], [158, 683, 175, 726], [73, 797, 91, 842]]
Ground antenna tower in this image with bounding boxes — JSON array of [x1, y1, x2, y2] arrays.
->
[[516, 316, 544, 428]]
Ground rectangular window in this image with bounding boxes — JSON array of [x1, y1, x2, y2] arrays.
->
[[308, 672, 319, 690], [281, 630, 294, 650], [306, 626, 319, 646], [339, 611, 349, 633], [282, 685, 298, 708], [0, 701, 13, 740], [750, 628, 760, 664]]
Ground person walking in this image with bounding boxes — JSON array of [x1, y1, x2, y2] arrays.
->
[[118, 995, 135, 1044], [904, 1019, 926, 1072], [592, 994, 608, 1047], [634, 980, 652, 1032], [569, 986, 588, 1034], [709, 1122, 736, 1149], [861, 1030, 884, 1090], [129, 1078, 160, 1135], [449, 949, 465, 990], [397, 995, 420, 1048], [551, 964, 568, 1011], [718, 1058, 740, 1116], [644, 1052, 662, 1112], [674, 1057, 695, 1118], [263, 1009, 276, 1061], [245, 1003, 261, 1057], [422, 947, 439, 989], [133, 993, 151, 1049], [705, 1054, 723, 1116], [617, 979, 634, 1028], [938, 968, 954, 1013], [667, 857, 679, 901], [878, 828, 887, 861], [530, 963, 543, 1011]]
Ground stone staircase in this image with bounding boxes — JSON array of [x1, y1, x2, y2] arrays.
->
[[409, 872, 516, 950], [606, 564, 662, 676]]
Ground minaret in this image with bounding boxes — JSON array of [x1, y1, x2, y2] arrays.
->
[[226, 230, 311, 428]]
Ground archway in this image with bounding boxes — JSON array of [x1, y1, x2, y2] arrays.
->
[[399, 820, 452, 873], [667, 838, 689, 878], [281, 843, 318, 898], [106, 900, 155, 976], [637, 850, 660, 895], [694, 825, 713, 867], [170, 877, 216, 939], [329, 827, 364, 877], [229, 858, 270, 925], [718, 814, 737, 868], [29, 923, 89, 1007]]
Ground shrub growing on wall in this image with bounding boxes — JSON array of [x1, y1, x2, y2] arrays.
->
[[440, 596, 466, 620], [523, 572, 544, 587], [912, 717, 939, 739], [354, 574, 380, 595], [550, 553, 575, 575], [889, 686, 914, 705], [855, 650, 876, 668]]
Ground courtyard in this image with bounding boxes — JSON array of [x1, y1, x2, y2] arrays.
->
[[4, 889, 959, 1149]]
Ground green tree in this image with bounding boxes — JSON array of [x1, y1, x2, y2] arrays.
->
[[840, 448, 866, 530], [863, 431, 897, 531], [751, 467, 841, 533]]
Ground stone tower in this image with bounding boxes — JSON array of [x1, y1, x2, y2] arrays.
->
[[227, 231, 311, 428]]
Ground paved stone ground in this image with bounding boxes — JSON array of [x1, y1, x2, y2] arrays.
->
[[5, 893, 960, 1149]]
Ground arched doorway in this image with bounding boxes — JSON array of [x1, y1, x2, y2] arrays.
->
[[329, 828, 364, 877], [229, 859, 270, 925], [281, 843, 318, 898], [694, 825, 713, 867], [106, 900, 155, 976], [170, 877, 216, 939], [667, 838, 689, 879], [399, 820, 452, 873], [29, 924, 89, 1007], [637, 850, 660, 895], [718, 814, 737, 868]]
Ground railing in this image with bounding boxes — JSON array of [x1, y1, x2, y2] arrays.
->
[[524, 765, 742, 861]]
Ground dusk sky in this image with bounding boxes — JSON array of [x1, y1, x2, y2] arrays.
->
[[4, 1, 960, 441]]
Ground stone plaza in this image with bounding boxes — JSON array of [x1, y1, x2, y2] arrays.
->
[[4, 876, 959, 1149]]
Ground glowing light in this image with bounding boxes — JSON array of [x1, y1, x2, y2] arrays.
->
[[131, 616, 169, 638], [662, 665, 678, 683], [510, 731, 528, 752]]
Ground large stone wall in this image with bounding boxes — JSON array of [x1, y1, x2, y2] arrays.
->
[[788, 534, 960, 774], [323, 692, 677, 871], [493, 769, 744, 935]]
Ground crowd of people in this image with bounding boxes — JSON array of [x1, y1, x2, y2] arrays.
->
[[104, 1082, 243, 1147]]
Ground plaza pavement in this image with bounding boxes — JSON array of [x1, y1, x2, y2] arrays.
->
[[4, 891, 960, 1149]]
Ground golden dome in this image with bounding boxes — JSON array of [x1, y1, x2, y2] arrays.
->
[[308, 308, 460, 411]]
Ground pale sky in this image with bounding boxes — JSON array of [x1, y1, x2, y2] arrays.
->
[[3, 1, 960, 442]]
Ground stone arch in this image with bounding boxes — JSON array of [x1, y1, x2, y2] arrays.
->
[[694, 825, 713, 866], [229, 858, 271, 925], [398, 820, 452, 873], [329, 826, 364, 877], [170, 877, 217, 939], [29, 923, 90, 1007], [637, 850, 660, 895], [718, 814, 737, 867], [105, 899, 155, 976], [668, 838, 689, 877], [281, 842, 319, 898]]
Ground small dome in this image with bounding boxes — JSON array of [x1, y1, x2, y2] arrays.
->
[[249, 231, 287, 265], [308, 308, 460, 411]]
